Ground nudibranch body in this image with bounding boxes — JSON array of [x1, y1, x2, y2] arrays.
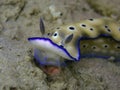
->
[[28, 17, 120, 66]]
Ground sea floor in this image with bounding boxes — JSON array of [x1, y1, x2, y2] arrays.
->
[[0, 0, 120, 90]]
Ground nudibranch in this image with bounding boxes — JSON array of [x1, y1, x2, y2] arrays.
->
[[28, 17, 120, 67]]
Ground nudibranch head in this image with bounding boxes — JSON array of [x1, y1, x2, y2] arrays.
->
[[28, 18, 81, 63], [33, 48, 63, 75], [33, 48, 66, 66], [28, 37, 78, 61]]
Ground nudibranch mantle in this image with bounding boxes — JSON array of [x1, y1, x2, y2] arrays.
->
[[28, 37, 76, 60], [28, 17, 120, 66]]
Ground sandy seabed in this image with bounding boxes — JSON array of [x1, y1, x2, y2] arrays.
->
[[0, 0, 120, 90]]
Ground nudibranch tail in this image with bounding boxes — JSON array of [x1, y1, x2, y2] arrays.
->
[[80, 36, 120, 61]]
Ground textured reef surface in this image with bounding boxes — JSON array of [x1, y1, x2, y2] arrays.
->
[[0, 0, 120, 90]]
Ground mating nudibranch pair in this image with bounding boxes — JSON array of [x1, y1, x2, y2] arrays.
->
[[28, 17, 120, 67]]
